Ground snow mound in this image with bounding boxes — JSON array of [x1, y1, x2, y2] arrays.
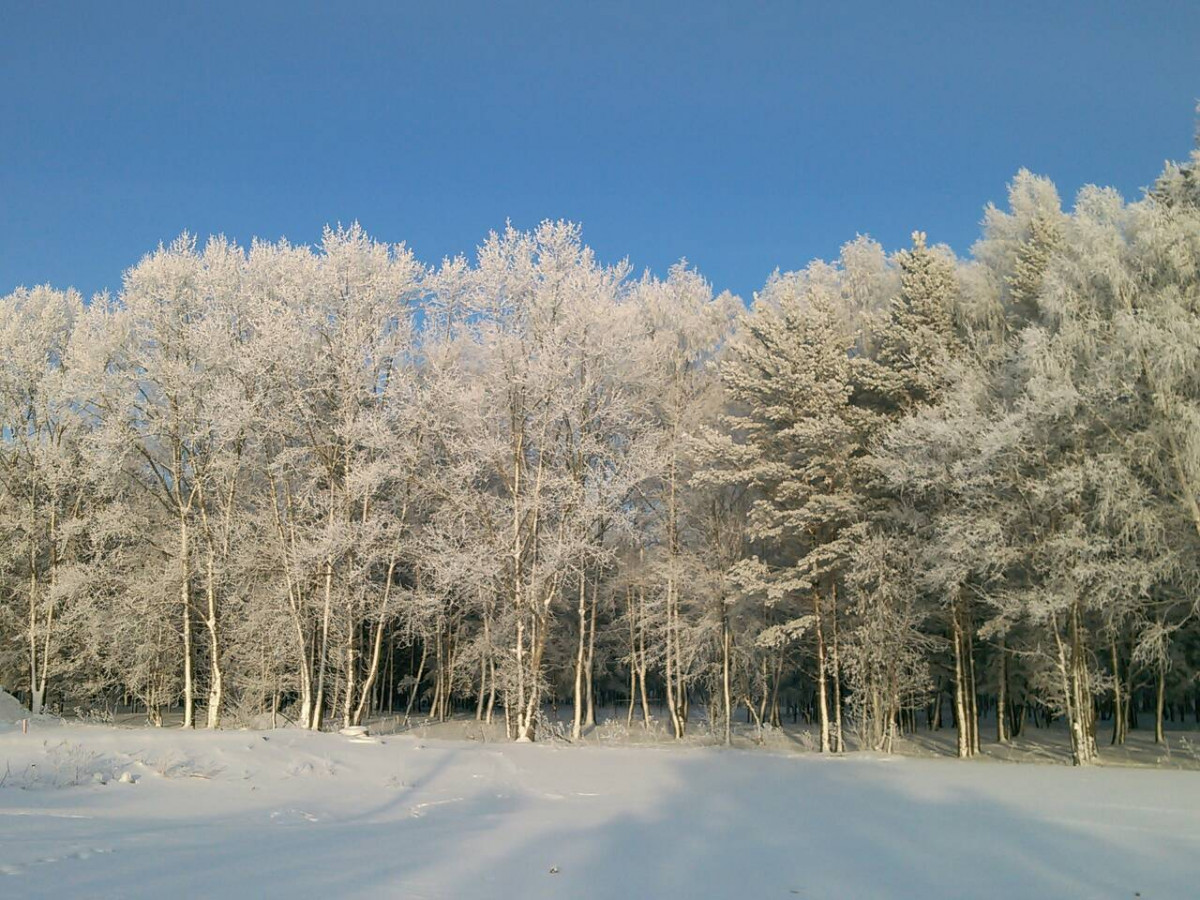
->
[[0, 689, 30, 723]]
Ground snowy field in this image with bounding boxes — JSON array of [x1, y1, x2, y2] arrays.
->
[[2, 717, 1199, 899]]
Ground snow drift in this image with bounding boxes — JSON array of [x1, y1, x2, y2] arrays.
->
[[0, 689, 29, 724]]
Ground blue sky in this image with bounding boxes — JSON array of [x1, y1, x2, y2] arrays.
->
[[2, 1, 1198, 302]]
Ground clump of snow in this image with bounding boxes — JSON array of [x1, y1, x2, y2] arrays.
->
[[0, 689, 30, 723]]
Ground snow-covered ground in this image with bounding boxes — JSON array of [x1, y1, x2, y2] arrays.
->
[[2, 716, 1198, 899]]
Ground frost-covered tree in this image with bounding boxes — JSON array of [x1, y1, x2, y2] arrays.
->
[[241, 226, 423, 730], [0, 286, 88, 714], [423, 222, 646, 741], [716, 272, 882, 752], [627, 263, 740, 739]]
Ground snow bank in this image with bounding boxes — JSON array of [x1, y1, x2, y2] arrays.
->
[[0, 688, 30, 723]]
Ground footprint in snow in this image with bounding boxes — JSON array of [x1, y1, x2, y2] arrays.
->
[[1, 848, 112, 877]]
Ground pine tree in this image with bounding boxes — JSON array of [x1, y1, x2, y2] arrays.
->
[[719, 279, 879, 752], [872, 231, 961, 411], [1006, 212, 1062, 325]]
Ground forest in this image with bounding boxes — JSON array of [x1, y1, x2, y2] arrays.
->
[[2, 145, 1198, 769]]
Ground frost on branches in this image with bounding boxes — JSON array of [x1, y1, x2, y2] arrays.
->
[[2, 146, 1200, 767]]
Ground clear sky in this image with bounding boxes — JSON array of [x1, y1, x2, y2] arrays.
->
[[3, 1, 1198, 303]]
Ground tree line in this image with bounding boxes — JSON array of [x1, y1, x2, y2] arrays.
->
[[2, 142, 1198, 765]]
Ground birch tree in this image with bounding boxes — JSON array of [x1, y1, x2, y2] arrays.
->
[[0, 286, 87, 714]]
